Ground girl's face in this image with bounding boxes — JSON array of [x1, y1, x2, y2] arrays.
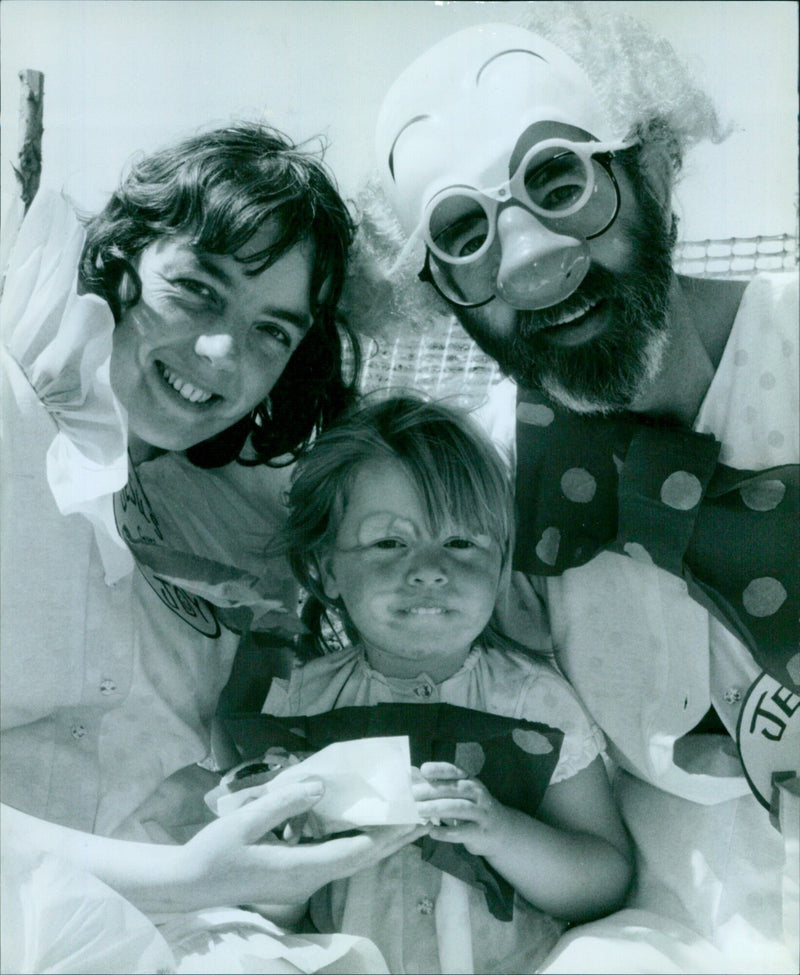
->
[[319, 457, 504, 680], [110, 220, 316, 457]]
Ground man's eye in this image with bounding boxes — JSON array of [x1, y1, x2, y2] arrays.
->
[[525, 154, 586, 212], [541, 183, 583, 209], [373, 538, 405, 550], [456, 234, 486, 258], [432, 210, 489, 260]]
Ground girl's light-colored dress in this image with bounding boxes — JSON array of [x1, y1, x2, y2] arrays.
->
[[264, 642, 606, 974]]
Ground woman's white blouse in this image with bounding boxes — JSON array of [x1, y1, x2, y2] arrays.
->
[[1, 191, 295, 838]]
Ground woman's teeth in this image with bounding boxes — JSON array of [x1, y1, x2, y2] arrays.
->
[[406, 607, 447, 615], [161, 365, 214, 403]]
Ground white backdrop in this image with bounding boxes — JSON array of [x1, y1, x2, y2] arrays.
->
[[1, 0, 797, 242]]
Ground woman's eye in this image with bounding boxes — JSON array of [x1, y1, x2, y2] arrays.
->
[[173, 277, 215, 301], [255, 323, 292, 348], [444, 537, 477, 550], [373, 538, 405, 550]]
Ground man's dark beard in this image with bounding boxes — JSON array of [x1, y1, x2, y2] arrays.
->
[[458, 187, 675, 413]]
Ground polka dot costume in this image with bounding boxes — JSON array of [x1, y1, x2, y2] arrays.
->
[[514, 273, 798, 695]]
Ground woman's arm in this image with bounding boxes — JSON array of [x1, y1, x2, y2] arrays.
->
[[2, 783, 425, 916], [414, 756, 633, 922]]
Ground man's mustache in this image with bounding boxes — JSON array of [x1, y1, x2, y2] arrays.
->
[[514, 265, 621, 336]]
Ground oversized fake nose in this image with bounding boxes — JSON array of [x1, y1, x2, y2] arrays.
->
[[494, 206, 591, 311]]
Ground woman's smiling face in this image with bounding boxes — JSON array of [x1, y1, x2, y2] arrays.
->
[[109, 221, 315, 455], [319, 457, 503, 679]]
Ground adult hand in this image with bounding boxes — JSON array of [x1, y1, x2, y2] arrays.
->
[[174, 778, 427, 911], [412, 761, 510, 858]]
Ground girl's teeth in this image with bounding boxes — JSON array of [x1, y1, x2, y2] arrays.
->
[[162, 366, 213, 403], [408, 607, 446, 615]]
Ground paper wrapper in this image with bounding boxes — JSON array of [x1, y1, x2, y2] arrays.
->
[[205, 736, 421, 838], [221, 703, 565, 921]]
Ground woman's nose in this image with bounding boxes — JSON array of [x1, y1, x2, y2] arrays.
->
[[494, 205, 590, 310], [194, 333, 236, 369]]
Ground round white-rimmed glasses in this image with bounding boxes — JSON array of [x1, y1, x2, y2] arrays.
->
[[417, 138, 634, 308]]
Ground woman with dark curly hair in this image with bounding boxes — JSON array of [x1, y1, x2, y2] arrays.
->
[[1, 121, 418, 973]]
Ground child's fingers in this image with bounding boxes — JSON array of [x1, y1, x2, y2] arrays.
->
[[419, 761, 466, 781], [427, 821, 472, 843], [413, 776, 480, 804], [416, 797, 479, 824]]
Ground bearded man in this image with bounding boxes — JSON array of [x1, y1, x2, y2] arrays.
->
[[366, 6, 798, 972]]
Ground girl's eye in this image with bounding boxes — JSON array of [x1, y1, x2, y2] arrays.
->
[[373, 538, 406, 550], [444, 537, 477, 550], [255, 323, 293, 349]]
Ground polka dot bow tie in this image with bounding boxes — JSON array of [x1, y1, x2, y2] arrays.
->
[[514, 394, 799, 694]]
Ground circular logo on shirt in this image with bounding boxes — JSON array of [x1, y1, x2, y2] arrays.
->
[[736, 671, 800, 809]]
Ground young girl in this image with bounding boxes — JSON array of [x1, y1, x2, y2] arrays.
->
[[261, 396, 633, 974]]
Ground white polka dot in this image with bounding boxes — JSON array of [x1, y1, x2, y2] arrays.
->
[[740, 479, 786, 511], [560, 467, 597, 503], [733, 349, 749, 366], [661, 471, 703, 510], [455, 742, 485, 776], [517, 403, 555, 426], [623, 542, 653, 564], [786, 653, 800, 686], [742, 577, 787, 617], [535, 527, 560, 566], [759, 372, 777, 390], [512, 728, 553, 755], [767, 430, 785, 448]]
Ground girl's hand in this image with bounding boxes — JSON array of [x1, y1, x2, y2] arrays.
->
[[412, 761, 510, 858], [174, 778, 427, 911]]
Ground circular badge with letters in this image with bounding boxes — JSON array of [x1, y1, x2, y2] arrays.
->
[[736, 672, 800, 809]]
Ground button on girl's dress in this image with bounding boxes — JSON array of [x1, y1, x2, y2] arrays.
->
[[417, 896, 434, 915], [414, 684, 433, 699], [71, 724, 87, 740], [99, 679, 117, 695], [723, 687, 742, 704]]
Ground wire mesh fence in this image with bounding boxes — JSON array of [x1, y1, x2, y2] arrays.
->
[[673, 233, 798, 279]]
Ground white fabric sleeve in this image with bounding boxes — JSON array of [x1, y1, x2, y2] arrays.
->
[[518, 667, 606, 784], [0, 189, 131, 581]]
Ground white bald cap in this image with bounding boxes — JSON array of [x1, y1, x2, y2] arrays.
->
[[376, 23, 622, 235]]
